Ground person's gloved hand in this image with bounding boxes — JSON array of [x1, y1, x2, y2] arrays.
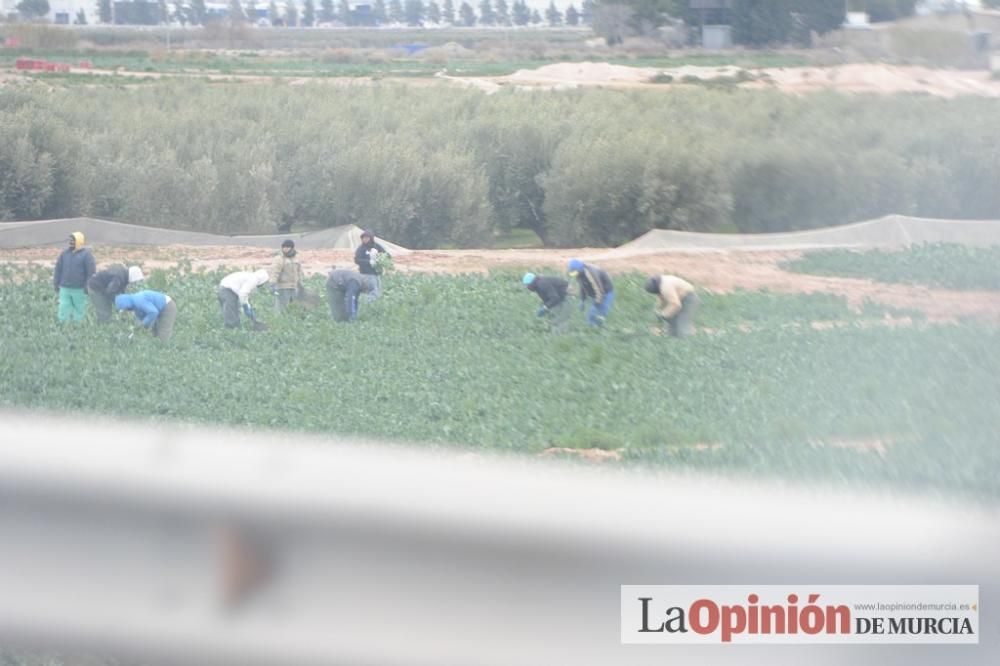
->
[[242, 303, 253, 318], [536, 306, 548, 317]]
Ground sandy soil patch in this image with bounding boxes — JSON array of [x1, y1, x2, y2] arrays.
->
[[7, 60, 1000, 98], [477, 62, 1000, 97]]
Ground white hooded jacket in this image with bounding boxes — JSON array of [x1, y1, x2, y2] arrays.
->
[[219, 270, 270, 305]]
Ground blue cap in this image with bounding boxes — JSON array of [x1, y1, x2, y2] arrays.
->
[[522, 272, 536, 286], [568, 259, 584, 272], [114, 294, 133, 310]]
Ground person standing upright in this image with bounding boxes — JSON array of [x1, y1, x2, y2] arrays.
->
[[53, 232, 96, 323], [353, 229, 389, 302], [269, 239, 304, 311]]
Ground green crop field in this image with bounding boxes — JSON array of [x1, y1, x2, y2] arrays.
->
[[0, 49, 810, 80], [2, 263, 998, 500], [782, 243, 1000, 291]]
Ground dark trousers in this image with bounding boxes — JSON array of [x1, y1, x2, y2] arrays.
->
[[152, 300, 177, 341], [218, 287, 241, 328], [275, 288, 297, 311], [87, 277, 115, 322], [327, 282, 361, 322], [667, 293, 699, 337]]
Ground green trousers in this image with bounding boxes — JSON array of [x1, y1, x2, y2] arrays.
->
[[57, 287, 88, 322]]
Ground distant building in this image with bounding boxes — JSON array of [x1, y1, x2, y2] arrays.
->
[[113, 0, 160, 24], [352, 3, 377, 26], [689, 0, 732, 49]]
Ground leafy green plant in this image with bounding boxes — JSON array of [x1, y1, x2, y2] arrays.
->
[[2, 265, 998, 499], [783, 243, 1000, 291]]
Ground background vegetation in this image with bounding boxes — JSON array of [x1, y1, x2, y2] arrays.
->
[[2, 82, 1000, 247], [1, 265, 997, 499]]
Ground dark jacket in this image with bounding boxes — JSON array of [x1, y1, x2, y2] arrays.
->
[[575, 264, 613, 305], [529, 276, 569, 309], [354, 240, 389, 276], [327, 269, 366, 291], [88, 264, 129, 296], [53, 247, 96, 291]]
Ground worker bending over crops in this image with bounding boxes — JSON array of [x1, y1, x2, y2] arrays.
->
[[354, 230, 390, 302], [218, 269, 270, 330], [522, 272, 571, 333], [53, 232, 96, 323], [88, 265, 144, 322], [567, 259, 614, 327], [326, 268, 372, 322], [269, 239, 305, 312], [645, 275, 699, 337], [115, 290, 177, 342]]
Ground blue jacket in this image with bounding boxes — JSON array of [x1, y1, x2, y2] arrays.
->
[[115, 291, 169, 328]]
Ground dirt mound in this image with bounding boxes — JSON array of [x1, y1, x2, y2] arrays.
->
[[748, 64, 1000, 98], [467, 62, 1000, 97], [507, 61, 659, 84]]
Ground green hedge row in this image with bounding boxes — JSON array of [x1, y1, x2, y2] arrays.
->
[[2, 82, 999, 247]]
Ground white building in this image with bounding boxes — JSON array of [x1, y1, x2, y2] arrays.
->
[[1, 0, 96, 23]]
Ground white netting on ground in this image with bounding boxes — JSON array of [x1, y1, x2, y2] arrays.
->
[[595, 215, 1000, 258], [3, 215, 1000, 256], [0, 217, 411, 254]]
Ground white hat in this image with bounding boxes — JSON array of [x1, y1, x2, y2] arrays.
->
[[127, 266, 144, 283]]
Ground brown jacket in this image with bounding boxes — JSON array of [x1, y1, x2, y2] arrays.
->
[[655, 275, 695, 319], [269, 254, 303, 291]]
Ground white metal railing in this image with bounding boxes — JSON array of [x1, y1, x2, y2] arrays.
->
[[0, 411, 997, 665]]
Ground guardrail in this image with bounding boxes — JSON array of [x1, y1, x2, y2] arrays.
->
[[0, 412, 997, 665]]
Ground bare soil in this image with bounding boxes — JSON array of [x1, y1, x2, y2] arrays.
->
[[7, 62, 1000, 98]]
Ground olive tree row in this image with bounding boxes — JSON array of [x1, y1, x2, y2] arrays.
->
[[2, 84, 998, 247]]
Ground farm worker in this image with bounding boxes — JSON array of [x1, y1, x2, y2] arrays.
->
[[87, 265, 144, 322], [567, 258, 614, 327], [326, 268, 372, 322], [522, 272, 571, 331], [114, 291, 177, 342], [645, 275, 699, 337], [268, 239, 304, 311], [354, 229, 390, 302], [218, 269, 270, 329], [53, 231, 96, 323]]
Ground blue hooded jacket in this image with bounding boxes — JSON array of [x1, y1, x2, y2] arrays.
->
[[115, 291, 169, 328]]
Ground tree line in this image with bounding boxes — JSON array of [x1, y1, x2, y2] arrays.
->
[[65, 0, 594, 27], [2, 83, 999, 248], [593, 0, 917, 47]]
